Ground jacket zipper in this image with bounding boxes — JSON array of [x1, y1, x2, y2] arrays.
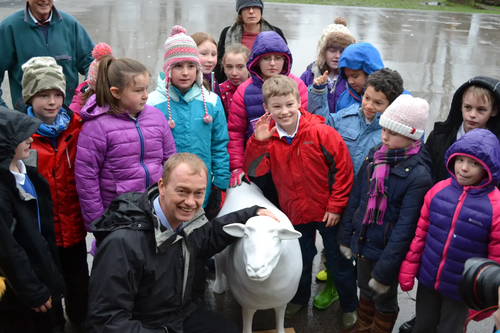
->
[[434, 187, 469, 290], [65, 148, 71, 169], [134, 119, 150, 189]]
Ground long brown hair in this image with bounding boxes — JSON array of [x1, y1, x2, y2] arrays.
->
[[95, 56, 149, 114]]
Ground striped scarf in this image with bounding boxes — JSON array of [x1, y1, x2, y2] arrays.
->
[[362, 140, 422, 225]]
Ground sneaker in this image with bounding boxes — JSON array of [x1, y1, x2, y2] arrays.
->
[[285, 302, 304, 318]]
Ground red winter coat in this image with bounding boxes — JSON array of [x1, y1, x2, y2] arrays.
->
[[31, 110, 86, 248], [243, 109, 353, 225]]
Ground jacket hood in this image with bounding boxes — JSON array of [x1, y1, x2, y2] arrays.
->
[[0, 107, 42, 171], [156, 72, 167, 97], [445, 128, 500, 187], [247, 31, 292, 84], [438, 76, 500, 134], [80, 94, 111, 121], [338, 43, 384, 79]]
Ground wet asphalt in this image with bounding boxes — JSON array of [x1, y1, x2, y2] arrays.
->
[[1, 0, 499, 332]]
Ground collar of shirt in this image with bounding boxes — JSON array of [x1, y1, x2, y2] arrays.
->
[[276, 111, 301, 139], [153, 197, 185, 233], [29, 8, 52, 25], [10, 160, 27, 186]]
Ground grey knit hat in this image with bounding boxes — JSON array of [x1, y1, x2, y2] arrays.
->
[[21, 57, 66, 104], [236, 0, 264, 13]]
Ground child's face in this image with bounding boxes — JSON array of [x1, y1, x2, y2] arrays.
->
[[344, 68, 367, 95], [112, 73, 149, 115], [325, 47, 342, 71], [264, 93, 300, 135], [171, 62, 197, 95], [461, 92, 497, 133], [258, 54, 285, 81], [14, 136, 33, 162], [198, 41, 217, 74], [224, 52, 249, 86], [362, 86, 390, 122], [454, 155, 487, 186], [30, 89, 63, 125], [381, 128, 414, 151]]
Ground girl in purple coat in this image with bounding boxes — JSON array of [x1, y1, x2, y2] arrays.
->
[[300, 17, 355, 114], [75, 56, 177, 231]]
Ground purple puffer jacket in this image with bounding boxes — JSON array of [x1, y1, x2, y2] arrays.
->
[[75, 95, 176, 229], [300, 61, 348, 114]]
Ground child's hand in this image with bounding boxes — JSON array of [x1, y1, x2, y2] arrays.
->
[[33, 297, 52, 313], [257, 208, 279, 222], [254, 113, 276, 141], [323, 211, 340, 227], [313, 71, 328, 86]]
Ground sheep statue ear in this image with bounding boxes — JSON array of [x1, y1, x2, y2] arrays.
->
[[278, 228, 302, 240], [223, 223, 245, 238]]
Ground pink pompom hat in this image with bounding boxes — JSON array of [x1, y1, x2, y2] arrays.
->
[[87, 43, 113, 90]]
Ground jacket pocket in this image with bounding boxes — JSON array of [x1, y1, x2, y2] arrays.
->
[[383, 223, 394, 247], [337, 126, 360, 142]]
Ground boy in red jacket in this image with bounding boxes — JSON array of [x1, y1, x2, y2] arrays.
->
[[243, 75, 358, 329]]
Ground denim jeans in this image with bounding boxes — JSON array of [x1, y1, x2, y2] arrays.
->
[[291, 222, 358, 312]]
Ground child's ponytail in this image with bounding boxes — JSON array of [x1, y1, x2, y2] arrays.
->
[[95, 55, 116, 112]]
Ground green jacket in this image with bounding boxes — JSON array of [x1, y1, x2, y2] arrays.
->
[[0, 4, 94, 110]]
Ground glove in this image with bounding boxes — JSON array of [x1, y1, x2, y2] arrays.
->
[[229, 168, 245, 187], [340, 244, 353, 260], [369, 277, 390, 295], [204, 186, 227, 220]]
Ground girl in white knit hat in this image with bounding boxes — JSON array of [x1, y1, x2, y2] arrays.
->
[[337, 95, 434, 333]]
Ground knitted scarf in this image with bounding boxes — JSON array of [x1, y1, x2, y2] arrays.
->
[[27, 106, 70, 137], [362, 139, 422, 225]]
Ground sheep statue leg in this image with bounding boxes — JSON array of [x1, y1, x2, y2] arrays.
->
[[242, 307, 257, 333], [212, 254, 226, 294], [274, 304, 287, 333]]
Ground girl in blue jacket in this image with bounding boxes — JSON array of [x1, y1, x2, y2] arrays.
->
[[147, 26, 230, 220]]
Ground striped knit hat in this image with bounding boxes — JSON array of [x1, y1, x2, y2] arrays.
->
[[88, 43, 113, 90], [163, 25, 210, 128]]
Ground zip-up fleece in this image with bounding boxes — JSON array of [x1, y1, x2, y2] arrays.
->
[[399, 129, 500, 302], [87, 184, 260, 333], [243, 109, 353, 225], [29, 107, 86, 248], [75, 95, 176, 229]]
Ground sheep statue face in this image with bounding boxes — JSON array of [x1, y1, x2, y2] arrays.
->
[[223, 217, 301, 282]]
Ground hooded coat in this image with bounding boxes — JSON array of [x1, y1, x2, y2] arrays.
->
[[399, 129, 500, 301], [227, 31, 308, 170], [87, 184, 260, 333], [335, 43, 385, 112], [74, 95, 176, 229], [146, 73, 230, 206], [243, 109, 353, 225], [337, 143, 434, 286], [425, 76, 500, 183], [0, 107, 64, 310]]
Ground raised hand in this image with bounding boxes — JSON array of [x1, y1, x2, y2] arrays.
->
[[254, 113, 277, 141], [313, 71, 328, 86]]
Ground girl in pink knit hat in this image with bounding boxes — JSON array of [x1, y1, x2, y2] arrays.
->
[[68, 43, 113, 114]]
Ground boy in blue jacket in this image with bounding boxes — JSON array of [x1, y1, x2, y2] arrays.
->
[[309, 68, 405, 178]]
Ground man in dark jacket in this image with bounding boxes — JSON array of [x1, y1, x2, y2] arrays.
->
[[0, 107, 65, 333], [87, 152, 276, 333]]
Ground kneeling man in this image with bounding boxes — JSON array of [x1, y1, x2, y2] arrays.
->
[[87, 153, 275, 332]]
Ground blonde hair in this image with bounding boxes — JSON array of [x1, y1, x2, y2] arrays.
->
[[223, 43, 250, 66], [162, 153, 208, 185], [262, 75, 301, 105], [463, 85, 497, 110], [191, 32, 217, 48]]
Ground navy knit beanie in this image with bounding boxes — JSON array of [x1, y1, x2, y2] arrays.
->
[[236, 0, 264, 13]]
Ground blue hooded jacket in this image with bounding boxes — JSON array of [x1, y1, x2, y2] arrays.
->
[[335, 43, 384, 111]]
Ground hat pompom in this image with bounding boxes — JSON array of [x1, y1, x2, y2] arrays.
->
[[203, 114, 213, 124], [170, 25, 187, 37], [92, 43, 113, 61], [334, 16, 347, 26], [168, 119, 176, 129]]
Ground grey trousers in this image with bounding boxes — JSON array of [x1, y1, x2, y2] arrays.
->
[[357, 258, 399, 313], [413, 283, 469, 333]]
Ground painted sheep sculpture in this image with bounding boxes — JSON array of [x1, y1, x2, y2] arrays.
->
[[213, 181, 303, 333]]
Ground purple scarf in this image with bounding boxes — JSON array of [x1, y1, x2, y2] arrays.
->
[[362, 140, 422, 225]]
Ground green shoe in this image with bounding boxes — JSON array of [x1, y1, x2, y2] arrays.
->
[[285, 302, 305, 318], [313, 264, 339, 310], [316, 269, 327, 281]]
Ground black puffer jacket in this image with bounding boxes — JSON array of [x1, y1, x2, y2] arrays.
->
[[0, 107, 64, 310], [425, 76, 500, 183], [88, 184, 260, 333]]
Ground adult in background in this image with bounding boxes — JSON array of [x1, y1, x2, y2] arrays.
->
[[0, 0, 94, 111], [214, 0, 286, 83], [87, 153, 277, 332]]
